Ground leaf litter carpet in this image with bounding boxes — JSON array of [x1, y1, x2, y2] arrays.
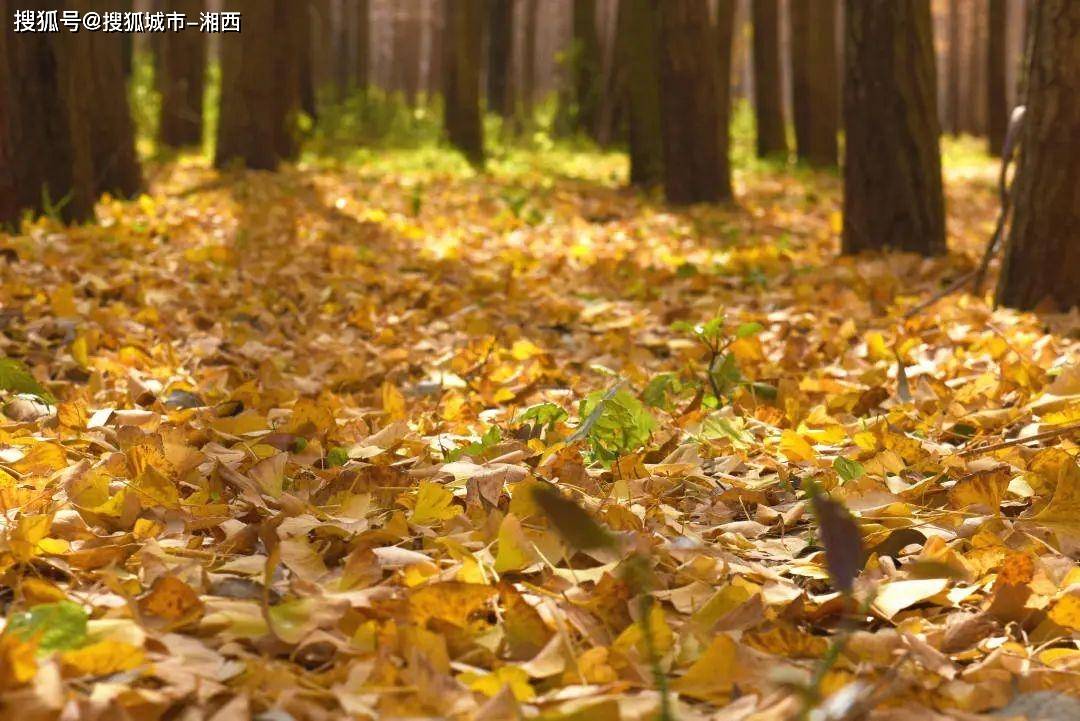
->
[[0, 157, 1079, 720]]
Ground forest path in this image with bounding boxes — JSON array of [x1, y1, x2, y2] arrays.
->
[[1, 153, 1078, 719]]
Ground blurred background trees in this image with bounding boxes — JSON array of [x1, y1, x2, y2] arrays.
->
[[1, 0, 1074, 310]]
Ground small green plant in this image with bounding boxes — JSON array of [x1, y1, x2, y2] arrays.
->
[[671, 314, 773, 406], [575, 387, 655, 464]]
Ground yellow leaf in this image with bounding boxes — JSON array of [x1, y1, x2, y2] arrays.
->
[[382, 380, 406, 420], [50, 283, 78, 317], [671, 633, 737, 702], [461, 665, 534, 701], [408, 581, 496, 629], [494, 513, 537, 573], [138, 576, 204, 628], [70, 334, 90, 368], [779, 430, 816, 462], [0, 633, 37, 688], [410, 481, 461, 525], [60, 640, 144, 676], [1049, 593, 1080, 630]]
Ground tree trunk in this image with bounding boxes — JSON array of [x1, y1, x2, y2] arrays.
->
[[995, 0, 1080, 311], [790, 0, 838, 167], [519, 0, 539, 123], [842, 0, 945, 256], [0, 0, 86, 223], [986, 0, 1007, 155], [216, 0, 297, 169], [66, 0, 142, 199], [298, 0, 317, 118], [443, 0, 485, 167], [572, 0, 602, 135], [159, 0, 206, 148], [751, 0, 787, 158], [716, 0, 736, 164], [355, 0, 370, 92], [486, 0, 513, 115], [657, 0, 730, 204], [620, 0, 662, 187], [946, 0, 961, 134]]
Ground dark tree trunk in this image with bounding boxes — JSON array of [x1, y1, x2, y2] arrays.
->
[[519, 0, 539, 122], [790, 0, 838, 167], [63, 0, 142, 199], [620, 0, 662, 187], [159, 0, 206, 148], [486, 0, 513, 115], [657, 0, 730, 204], [751, 0, 787, 158], [995, 0, 1080, 311], [393, 1, 422, 103], [355, 0, 370, 92], [573, 0, 602, 135], [443, 0, 485, 167], [842, 0, 945, 256], [947, 0, 961, 134], [1, 0, 77, 223], [298, 0, 317, 118], [716, 0, 736, 166], [216, 0, 297, 169], [986, 0, 1007, 155]]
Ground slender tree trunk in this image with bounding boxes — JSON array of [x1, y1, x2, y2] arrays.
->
[[355, 0, 370, 92], [716, 0, 736, 158], [620, 0, 662, 187], [62, 0, 142, 200], [519, 0, 539, 123], [0, 0, 87, 223], [995, 0, 1080, 311], [159, 0, 206, 148], [216, 0, 297, 169], [657, 0, 730, 204], [986, 0, 1007, 155], [790, 0, 838, 166], [751, 0, 787, 158], [842, 0, 945, 256], [572, 0, 602, 135], [487, 0, 513, 115], [297, 0, 317, 118], [946, 0, 961, 134], [443, 0, 485, 167]]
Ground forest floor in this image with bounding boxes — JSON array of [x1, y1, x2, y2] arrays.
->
[[1, 142, 1079, 720]]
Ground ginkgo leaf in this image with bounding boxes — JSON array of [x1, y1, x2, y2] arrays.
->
[[410, 481, 462, 525]]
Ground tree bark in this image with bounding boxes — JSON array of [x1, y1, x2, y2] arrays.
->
[[298, 0, 317, 118], [443, 0, 485, 167], [995, 0, 1080, 311], [519, 0, 539, 122], [486, 0, 513, 115], [572, 0, 602, 135], [0, 0, 84, 222], [946, 0, 961, 134], [620, 0, 662, 187], [159, 0, 206, 148], [790, 0, 838, 167], [751, 0, 787, 158], [216, 0, 298, 169], [657, 0, 730, 204], [716, 0, 736, 157], [63, 0, 142, 199], [355, 0, 370, 92], [986, 0, 1007, 155], [841, 0, 945, 256]]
